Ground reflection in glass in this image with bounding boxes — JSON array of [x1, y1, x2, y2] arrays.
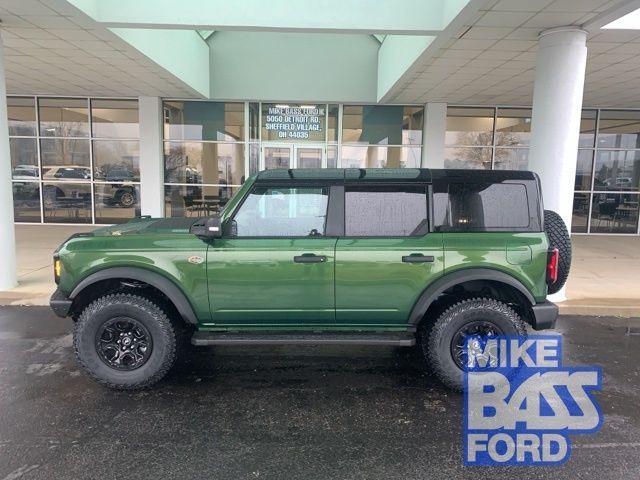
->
[[342, 105, 423, 145], [10, 138, 38, 179], [328, 104, 339, 142], [572, 193, 590, 233], [495, 108, 531, 147], [231, 187, 329, 237], [263, 147, 291, 170], [296, 147, 323, 168], [42, 182, 92, 223], [40, 138, 90, 172], [163, 101, 244, 141], [575, 150, 593, 190], [597, 110, 640, 149], [93, 140, 140, 181], [164, 142, 244, 185], [445, 107, 494, 146], [494, 148, 529, 170], [94, 183, 140, 224], [444, 147, 491, 169], [165, 185, 236, 217], [91, 99, 139, 138], [8, 97, 36, 136], [579, 110, 597, 148], [327, 145, 338, 168], [249, 143, 259, 175], [249, 103, 259, 140], [12, 182, 41, 222], [39, 98, 89, 137], [340, 146, 421, 169], [594, 150, 640, 191], [590, 193, 639, 234]]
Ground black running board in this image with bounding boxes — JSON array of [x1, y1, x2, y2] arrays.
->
[[192, 332, 415, 347]]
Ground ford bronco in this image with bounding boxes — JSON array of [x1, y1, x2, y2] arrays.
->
[[50, 168, 570, 391]]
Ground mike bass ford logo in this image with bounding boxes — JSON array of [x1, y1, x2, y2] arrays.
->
[[463, 336, 602, 466]]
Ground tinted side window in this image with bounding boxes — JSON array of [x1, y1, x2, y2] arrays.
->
[[345, 184, 428, 237], [231, 186, 329, 237], [444, 182, 530, 231]]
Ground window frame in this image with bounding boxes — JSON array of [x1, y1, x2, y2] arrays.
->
[[223, 181, 340, 239], [342, 182, 431, 238]]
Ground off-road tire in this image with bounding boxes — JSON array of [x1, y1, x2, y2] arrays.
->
[[544, 210, 571, 294], [419, 298, 527, 391], [73, 293, 177, 390]]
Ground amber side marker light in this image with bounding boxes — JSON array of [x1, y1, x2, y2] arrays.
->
[[54, 256, 61, 284]]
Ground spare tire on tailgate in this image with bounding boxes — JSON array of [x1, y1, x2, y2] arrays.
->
[[544, 210, 571, 294]]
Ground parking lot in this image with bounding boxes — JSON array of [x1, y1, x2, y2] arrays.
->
[[1, 307, 639, 480]]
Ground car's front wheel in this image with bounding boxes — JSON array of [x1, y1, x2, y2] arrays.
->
[[419, 298, 527, 391], [73, 293, 177, 390]]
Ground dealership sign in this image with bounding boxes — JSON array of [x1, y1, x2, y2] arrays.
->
[[464, 335, 602, 466], [263, 105, 325, 140]]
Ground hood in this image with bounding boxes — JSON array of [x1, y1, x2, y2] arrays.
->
[[91, 217, 198, 237]]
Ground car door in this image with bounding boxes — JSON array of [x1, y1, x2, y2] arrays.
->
[[207, 183, 339, 326], [334, 183, 444, 327]]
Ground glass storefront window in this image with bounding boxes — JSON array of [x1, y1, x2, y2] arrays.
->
[[590, 193, 639, 234], [445, 107, 494, 146], [328, 104, 339, 143], [249, 103, 259, 140], [261, 103, 326, 142], [7, 97, 36, 136], [444, 147, 491, 169], [327, 145, 338, 168], [91, 99, 139, 138], [93, 140, 140, 182], [494, 148, 529, 170], [39, 98, 89, 137], [575, 150, 594, 191], [10, 138, 38, 179], [572, 193, 590, 233], [40, 138, 90, 173], [165, 184, 237, 217], [495, 108, 531, 147], [12, 182, 41, 222], [164, 142, 244, 185], [340, 145, 421, 169], [94, 183, 141, 224], [164, 101, 244, 141], [594, 150, 640, 191], [249, 143, 260, 175], [579, 110, 597, 148], [342, 105, 423, 145], [42, 182, 92, 223], [597, 110, 640, 149]]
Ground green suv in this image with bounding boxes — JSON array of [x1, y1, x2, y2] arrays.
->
[[50, 168, 570, 391]]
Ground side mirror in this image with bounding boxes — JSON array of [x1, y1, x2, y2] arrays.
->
[[190, 216, 223, 240]]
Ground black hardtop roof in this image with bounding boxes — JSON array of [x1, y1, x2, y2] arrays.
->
[[254, 168, 538, 183]]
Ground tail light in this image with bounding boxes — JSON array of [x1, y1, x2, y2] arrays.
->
[[547, 248, 559, 285]]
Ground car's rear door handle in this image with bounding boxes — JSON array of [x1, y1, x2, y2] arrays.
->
[[402, 253, 434, 263], [294, 254, 327, 263]]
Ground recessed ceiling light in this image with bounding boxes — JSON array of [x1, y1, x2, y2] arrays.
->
[[602, 8, 640, 29]]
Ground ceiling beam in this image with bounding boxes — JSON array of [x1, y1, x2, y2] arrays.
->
[[66, 0, 462, 35]]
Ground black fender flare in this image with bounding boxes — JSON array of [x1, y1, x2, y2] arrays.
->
[[70, 267, 198, 324], [408, 268, 536, 326]]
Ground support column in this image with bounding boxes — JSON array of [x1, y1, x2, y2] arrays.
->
[[528, 27, 587, 302], [138, 97, 164, 217], [421, 102, 446, 168], [0, 34, 17, 290], [529, 27, 587, 228]]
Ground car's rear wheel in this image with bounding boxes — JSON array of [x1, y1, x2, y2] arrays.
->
[[116, 189, 136, 208], [73, 293, 177, 390], [419, 298, 527, 391]]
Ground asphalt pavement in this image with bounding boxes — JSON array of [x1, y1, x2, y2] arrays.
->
[[0, 307, 639, 480]]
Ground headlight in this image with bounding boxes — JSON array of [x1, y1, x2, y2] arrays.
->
[[53, 255, 61, 284]]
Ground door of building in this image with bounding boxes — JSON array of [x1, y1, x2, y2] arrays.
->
[[261, 144, 326, 170]]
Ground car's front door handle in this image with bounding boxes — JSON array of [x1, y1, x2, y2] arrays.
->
[[402, 253, 435, 263], [294, 254, 327, 264]]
